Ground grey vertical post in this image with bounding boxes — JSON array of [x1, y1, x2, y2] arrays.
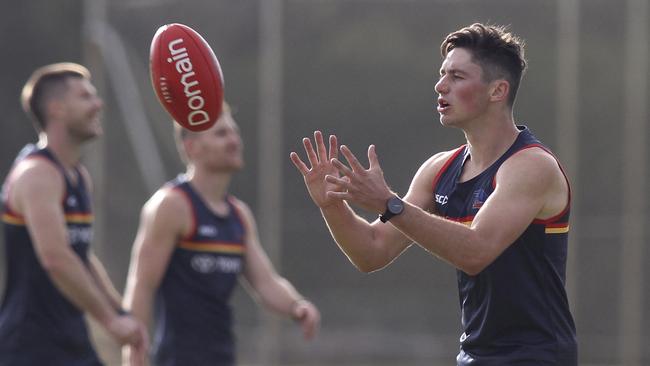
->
[[82, 0, 108, 267], [91, 21, 166, 194], [81, 1, 116, 363], [619, 0, 648, 364], [555, 0, 580, 307], [258, 0, 284, 364]]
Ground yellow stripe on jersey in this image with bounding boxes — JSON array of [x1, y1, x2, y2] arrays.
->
[[65, 213, 93, 224], [545, 223, 569, 234], [2, 213, 25, 225], [3, 212, 93, 225], [179, 241, 245, 254]]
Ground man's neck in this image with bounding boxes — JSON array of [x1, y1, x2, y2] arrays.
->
[[187, 168, 232, 205], [461, 109, 519, 170], [40, 132, 83, 170]]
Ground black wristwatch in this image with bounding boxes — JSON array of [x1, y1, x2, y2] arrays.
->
[[379, 196, 404, 223]]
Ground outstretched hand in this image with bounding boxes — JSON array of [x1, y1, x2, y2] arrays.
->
[[326, 144, 394, 214], [291, 131, 393, 214], [290, 131, 346, 209]]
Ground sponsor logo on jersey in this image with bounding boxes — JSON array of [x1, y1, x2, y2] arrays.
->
[[198, 224, 218, 237], [66, 195, 78, 208], [435, 193, 448, 205], [68, 226, 93, 245], [472, 189, 488, 209], [191, 254, 242, 274]]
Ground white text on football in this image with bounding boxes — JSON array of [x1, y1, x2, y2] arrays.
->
[[167, 38, 210, 126]]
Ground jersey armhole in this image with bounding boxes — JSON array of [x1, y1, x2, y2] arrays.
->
[[499, 144, 571, 224], [173, 186, 198, 241], [431, 145, 466, 192], [227, 196, 248, 247], [3, 155, 66, 219]]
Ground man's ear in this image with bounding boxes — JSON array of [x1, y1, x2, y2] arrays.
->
[[489, 79, 510, 103]]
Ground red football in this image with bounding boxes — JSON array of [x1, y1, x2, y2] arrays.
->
[[149, 23, 224, 131]]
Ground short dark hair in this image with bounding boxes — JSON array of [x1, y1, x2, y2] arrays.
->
[[20, 63, 91, 131], [441, 23, 527, 106]]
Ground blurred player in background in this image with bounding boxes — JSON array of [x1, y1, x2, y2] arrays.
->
[[0, 63, 147, 366], [291, 23, 577, 365], [123, 102, 320, 366]]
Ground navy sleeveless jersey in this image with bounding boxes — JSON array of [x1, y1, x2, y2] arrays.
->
[[0, 145, 102, 366], [432, 127, 577, 365], [153, 176, 246, 366]]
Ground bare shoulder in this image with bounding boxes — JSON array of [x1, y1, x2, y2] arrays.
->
[[497, 146, 569, 218], [228, 196, 255, 224], [406, 146, 466, 211], [13, 156, 62, 185], [136, 185, 195, 240], [10, 158, 64, 207], [143, 185, 190, 217], [499, 146, 564, 182], [412, 147, 465, 188], [227, 195, 249, 212]]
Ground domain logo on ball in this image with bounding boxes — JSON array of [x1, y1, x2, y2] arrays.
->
[[150, 23, 224, 131]]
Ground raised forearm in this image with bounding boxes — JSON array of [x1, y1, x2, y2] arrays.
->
[[320, 201, 399, 273], [388, 202, 479, 270]]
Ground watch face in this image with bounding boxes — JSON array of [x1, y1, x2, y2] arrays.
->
[[388, 197, 404, 215]]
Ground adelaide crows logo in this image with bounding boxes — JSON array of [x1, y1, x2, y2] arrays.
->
[[472, 189, 488, 209]]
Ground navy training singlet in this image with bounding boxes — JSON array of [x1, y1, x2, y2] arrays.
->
[[0, 145, 102, 366], [432, 127, 577, 365], [153, 175, 246, 366]]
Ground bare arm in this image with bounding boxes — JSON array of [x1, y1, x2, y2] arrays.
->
[[329, 146, 569, 275], [290, 131, 449, 272], [234, 198, 320, 340], [79, 166, 125, 310], [88, 253, 123, 310], [10, 160, 142, 345], [389, 148, 567, 274], [122, 188, 188, 365]]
